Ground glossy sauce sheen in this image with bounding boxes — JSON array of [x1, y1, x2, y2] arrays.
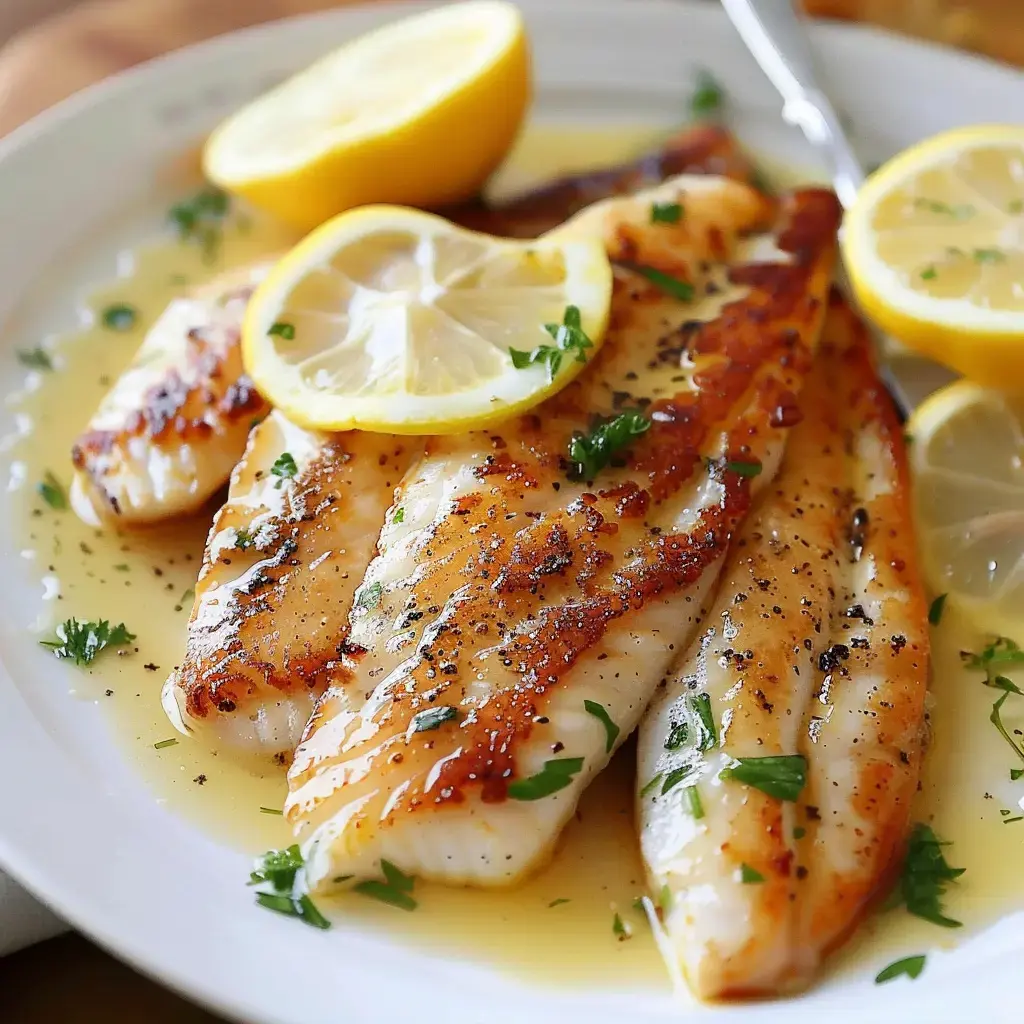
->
[[4, 126, 1023, 992]]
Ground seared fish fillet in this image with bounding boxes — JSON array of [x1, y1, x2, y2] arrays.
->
[[162, 125, 760, 756], [637, 294, 928, 999], [70, 265, 270, 525], [286, 179, 841, 892]]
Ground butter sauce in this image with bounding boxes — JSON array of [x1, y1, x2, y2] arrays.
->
[[3, 124, 1022, 994]]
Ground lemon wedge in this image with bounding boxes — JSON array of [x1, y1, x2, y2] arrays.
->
[[843, 125, 1024, 389], [241, 205, 612, 434], [907, 379, 1024, 634], [203, 1, 530, 232]]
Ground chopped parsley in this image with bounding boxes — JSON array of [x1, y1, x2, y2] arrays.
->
[[890, 823, 964, 928], [409, 705, 458, 733], [355, 580, 384, 612], [353, 859, 417, 911], [153, 738, 178, 750], [17, 347, 53, 370], [619, 262, 694, 302], [1012, 768, 1024, 781], [973, 247, 1007, 264], [548, 898, 571, 908], [583, 699, 619, 753], [268, 321, 295, 340], [509, 305, 594, 381], [723, 459, 763, 478], [101, 303, 138, 331], [650, 201, 683, 224], [738, 863, 764, 884], [875, 954, 926, 985], [250, 844, 330, 929], [507, 757, 584, 801], [990, 692, 1024, 769], [37, 471, 67, 510], [640, 773, 663, 798], [689, 692, 717, 751], [169, 186, 230, 261], [568, 409, 651, 481], [920, 265, 938, 281], [612, 911, 632, 940], [963, 637, 1024, 767], [259, 806, 284, 815], [234, 527, 255, 551], [270, 451, 298, 486], [40, 618, 136, 666], [913, 197, 974, 218], [683, 785, 704, 819], [392, 506, 405, 524], [690, 68, 724, 119], [664, 722, 689, 751], [661, 764, 695, 795], [719, 754, 807, 802], [927, 593, 947, 626]]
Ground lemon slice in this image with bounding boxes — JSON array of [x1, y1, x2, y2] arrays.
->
[[907, 379, 1024, 634], [242, 205, 612, 434], [203, 1, 530, 232], [843, 125, 1024, 389]]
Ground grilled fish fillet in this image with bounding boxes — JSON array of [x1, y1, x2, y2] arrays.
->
[[286, 178, 841, 893], [70, 265, 270, 525], [162, 126, 762, 756], [637, 293, 928, 999]]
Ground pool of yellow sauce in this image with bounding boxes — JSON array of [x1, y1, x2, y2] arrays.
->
[[5, 124, 1023, 996]]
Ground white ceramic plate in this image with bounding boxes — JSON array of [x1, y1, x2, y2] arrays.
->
[[1, 2, 1022, 1021]]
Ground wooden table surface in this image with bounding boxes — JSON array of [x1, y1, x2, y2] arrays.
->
[[0, 0, 1019, 1020]]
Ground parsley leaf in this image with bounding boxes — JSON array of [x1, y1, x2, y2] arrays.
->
[[40, 618, 135, 666], [583, 699, 619, 753], [664, 721, 688, 750], [612, 911, 632, 940], [507, 757, 584, 801], [548, 897, 571, 908], [17, 347, 53, 370], [619, 261, 694, 302], [354, 859, 417, 911], [355, 580, 383, 612], [690, 68, 724, 119], [37, 471, 67, 510], [168, 187, 230, 262], [251, 844, 331, 929], [568, 409, 651, 481], [920, 265, 938, 281], [392, 506, 405, 524], [153, 738, 178, 750], [255, 892, 331, 929], [990, 692, 1024, 768], [409, 705, 458, 733], [270, 452, 298, 487], [234, 527, 255, 551], [661, 764, 695, 795], [738, 863, 764, 884], [689, 692, 717, 751], [509, 305, 594, 381], [928, 593, 947, 625], [683, 785, 704, 819], [101, 303, 138, 331], [268, 321, 295, 340], [724, 459, 762, 478], [650, 201, 683, 224], [719, 754, 807, 801], [875, 954, 926, 984], [891, 823, 964, 928]]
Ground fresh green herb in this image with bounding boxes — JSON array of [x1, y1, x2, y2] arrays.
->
[[1009, 199, 1024, 214], [409, 705, 458, 733], [658, 884, 672, 914], [664, 722, 688, 750], [964, 636, 1024, 682], [355, 581, 384, 612], [793, 826, 807, 840], [739, 863, 765, 884], [548, 898, 571, 908], [719, 754, 807, 801], [683, 785, 704, 819], [640, 773, 663, 798], [332, 875, 354, 884], [568, 410, 651, 481], [991, 675, 1024, 695], [353, 859, 417, 911], [509, 305, 594, 381], [259, 806, 284, 815], [101, 303, 138, 331], [690, 68, 724, 119], [268, 321, 295, 340], [392, 507, 405, 524], [37, 471, 67, 510], [153, 738, 178, 750], [583, 699, 619, 753], [1004, 816, 1023, 824], [612, 912, 632, 940], [875, 954, 926, 984], [17, 347, 53, 370], [990, 692, 1024, 768], [234, 527, 254, 551], [270, 452, 298, 486], [255, 892, 331, 929], [913, 198, 974, 218], [619, 262, 695, 302], [40, 618, 136, 666], [689, 692, 717, 751], [920, 265, 938, 281], [928, 594, 947, 626], [507, 757, 584, 801], [250, 845, 304, 891], [169, 187, 230, 261], [1012, 768, 1024, 781], [973, 247, 1007, 264], [661, 765, 695, 795], [174, 587, 195, 612], [650, 201, 683, 224], [722, 459, 763, 478], [891, 823, 964, 928], [113, 563, 130, 572]]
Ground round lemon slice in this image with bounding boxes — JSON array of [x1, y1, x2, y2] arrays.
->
[[242, 205, 612, 434], [843, 125, 1024, 389], [907, 379, 1024, 634], [203, 1, 530, 231]]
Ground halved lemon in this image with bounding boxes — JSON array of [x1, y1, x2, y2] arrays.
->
[[242, 205, 612, 434], [907, 379, 1024, 634], [843, 125, 1024, 389], [204, 1, 530, 232]]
